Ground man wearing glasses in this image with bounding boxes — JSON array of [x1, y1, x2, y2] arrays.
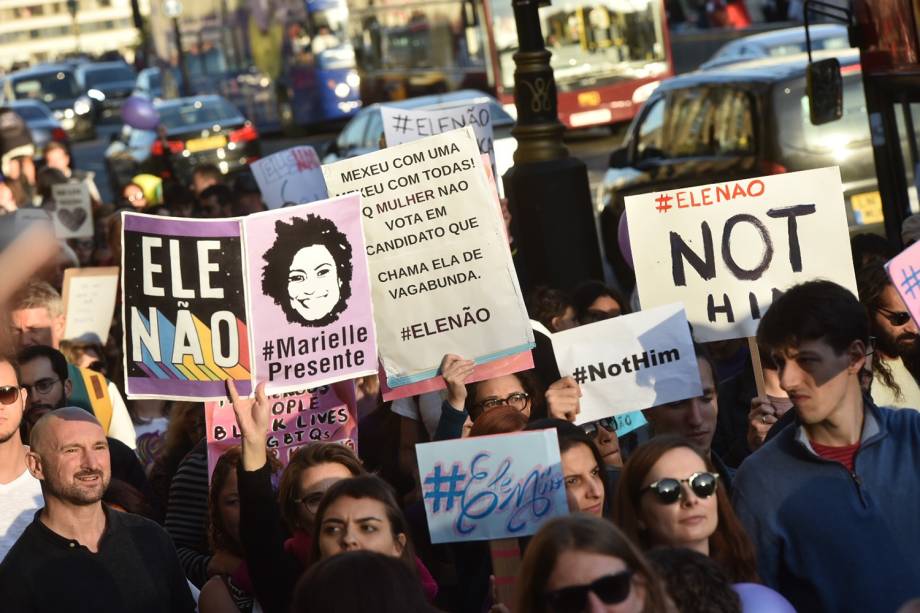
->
[[733, 281, 920, 612], [856, 261, 920, 410], [0, 355, 43, 562]]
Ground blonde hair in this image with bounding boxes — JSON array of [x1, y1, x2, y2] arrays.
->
[[11, 280, 63, 318]]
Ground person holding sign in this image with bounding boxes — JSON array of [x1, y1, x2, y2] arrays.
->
[[733, 281, 920, 612], [613, 436, 758, 585], [515, 515, 672, 613]]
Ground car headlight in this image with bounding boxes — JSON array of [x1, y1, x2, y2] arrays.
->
[[74, 97, 92, 115], [87, 89, 106, 102], [334, 83, 350, 99]]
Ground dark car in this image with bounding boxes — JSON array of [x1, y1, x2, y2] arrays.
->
[[104, 95, 260, 193], [0, 64, 95, 141], [75, 61, 138, 122], [322, 89, 514, 162], [597, 49, 890, 291], [699, 24, 851, 71], [4, 100, 70, 163]]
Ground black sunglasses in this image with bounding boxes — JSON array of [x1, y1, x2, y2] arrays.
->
[[546, 570, 634, 613], [0, 385, 21, 405], [878, 308, 912, 327], [641, 472, 719, 505], [580, 417, 616, 437]]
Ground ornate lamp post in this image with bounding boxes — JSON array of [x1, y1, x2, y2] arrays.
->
[[66, 0, 81, 53], [502, 0, 603, 291]]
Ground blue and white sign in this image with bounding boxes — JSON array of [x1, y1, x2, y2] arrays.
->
[[416, 429, 567, 544]]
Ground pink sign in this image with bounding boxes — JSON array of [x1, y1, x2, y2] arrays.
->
[[242, 194, 378, 394], [205, 381, 359, 480]]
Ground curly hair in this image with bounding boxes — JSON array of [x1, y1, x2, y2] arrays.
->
[[261, 214, 353, 327]]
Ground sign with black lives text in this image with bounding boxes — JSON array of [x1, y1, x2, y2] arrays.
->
[[552, 303, 702, 424], [122, 214, 253, 400], [380, 102, 496, 176], [50, 182, 93, 238], [250, 145, 328, 209], [121, 194, 375, 400], [322, 126, 533, 387], [205, 381, 358, 481], [242, 193, 377, 394], [625, 167, 858, 342], [416, 430, 568, 543]]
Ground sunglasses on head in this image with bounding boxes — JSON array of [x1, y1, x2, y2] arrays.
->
[[546, 570, 633, 613], [641, 472, 719, 505], [0, 385, 21, 405], [878, 308, 912, 327]]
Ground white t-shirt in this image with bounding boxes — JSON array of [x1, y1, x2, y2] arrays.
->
[[0, 467, 43, 561]]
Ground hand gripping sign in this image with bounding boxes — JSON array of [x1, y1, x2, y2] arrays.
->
[[551, 303, 702, 424], [625, 167, 857, 342], [416, 430, 568, 544]]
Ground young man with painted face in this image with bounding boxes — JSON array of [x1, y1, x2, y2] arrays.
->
[[733, 281, 920, 612]]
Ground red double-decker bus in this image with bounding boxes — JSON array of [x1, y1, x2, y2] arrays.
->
[[346, 0, 672, 128]]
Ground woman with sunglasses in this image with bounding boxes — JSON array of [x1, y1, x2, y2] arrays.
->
[[516, 514, 672, 613], [613, 436, 758, 584]]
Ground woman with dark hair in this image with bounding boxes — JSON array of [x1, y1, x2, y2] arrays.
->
[[291, 551, 438, 613], [572, 280, 629, 323], [312, 475, 438, 600], [148, 402, 205, 508], [468, 405, 528, 437], [516, 514, 672, 613], [261, 214, 353, 327], [613, 436, 758, 584], [528, 418, 609, 517]]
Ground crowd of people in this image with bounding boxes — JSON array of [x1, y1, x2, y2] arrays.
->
[[1, 105, 920, 613]]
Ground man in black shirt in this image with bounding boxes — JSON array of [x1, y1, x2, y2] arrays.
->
[[0, 407, 194, 612]]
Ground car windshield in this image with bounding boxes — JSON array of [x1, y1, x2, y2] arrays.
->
[[84, 66, 136, 87], [10, 105, 51, 121], [157, 99, 244, 129], [766, 35, 851, 58], [12, 71, 81, 103]]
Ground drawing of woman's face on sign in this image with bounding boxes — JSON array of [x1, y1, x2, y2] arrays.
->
[[262, 214, 353, 327]]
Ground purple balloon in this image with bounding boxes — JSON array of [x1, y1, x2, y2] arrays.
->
[[733, 583, 796, 613], [617, 210, 633, 270], [121, 96, 160, 130]]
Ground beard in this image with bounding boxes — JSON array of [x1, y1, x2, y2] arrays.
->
[[44, 469, 110, 505], [877, 330, 920, 360]]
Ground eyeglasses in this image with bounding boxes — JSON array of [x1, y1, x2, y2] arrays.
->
[[125, 192, 145, 202], [641, 472, 719, 505], [0, 386, 21, 405], [475, 392, 530, 413], [581, 417, 616, 437], [20, 377, 60, 396], [878, 307, 912, 327], [293, 491, 325, 513], [546, 571, 634, 613]]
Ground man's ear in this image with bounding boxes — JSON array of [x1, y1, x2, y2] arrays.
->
[[25, 451, 44, 481], [51, 314, 66, 346], [63, 378, 72, 399], [847, 339, 868, 373]]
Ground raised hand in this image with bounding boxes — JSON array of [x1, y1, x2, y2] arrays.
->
[[546, 376, 582, 422], [227, 380, 270, 471]]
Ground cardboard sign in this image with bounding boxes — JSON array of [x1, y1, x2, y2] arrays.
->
[[552, 303, 702, 424], [625, 167, 858, 342], [62, 267, 119, 343], [251, 146, 328, 209], [121, 194, 376, 400], [322, 127, 533, 387], [886, 241, 920, 326], [416, 429, 567, 543], [241, 193, 378, 394], [381, 102, 495, 174], [205, 381, 358, 481], [50, 182, 93, 238]]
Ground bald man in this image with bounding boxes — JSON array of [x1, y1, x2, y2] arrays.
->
[[0, 409, 194, 612]]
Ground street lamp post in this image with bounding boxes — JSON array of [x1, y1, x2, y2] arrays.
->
[[66, 0, 81, 53], [165, 0, 192, 97], [502, 0, 603, 292]]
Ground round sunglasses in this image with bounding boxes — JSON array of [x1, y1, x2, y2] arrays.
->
[[546, 570, 634, 613], [0, 385, 21, 405], [640, 472, 719, 504]]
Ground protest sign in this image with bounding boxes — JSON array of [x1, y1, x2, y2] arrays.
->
[[242, 193, 377, 394], [322, 126, 533, 387], [62, 267, 119, 343], [416, 429, 567, 543], [50, 182, 93, 238], [885, 241, 920, 326], [552, 303, 702, 424], [122, 214, 253, 400], [251, 145, 327, 209], [612, 411, 647, 437], [625, 167, 857, 342], [205, 381, 358, 481], [381, 102, 495, 174]]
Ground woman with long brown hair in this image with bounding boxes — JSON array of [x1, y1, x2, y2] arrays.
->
[[613, 436, 758, 583], [516, 514, 672, 613]]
